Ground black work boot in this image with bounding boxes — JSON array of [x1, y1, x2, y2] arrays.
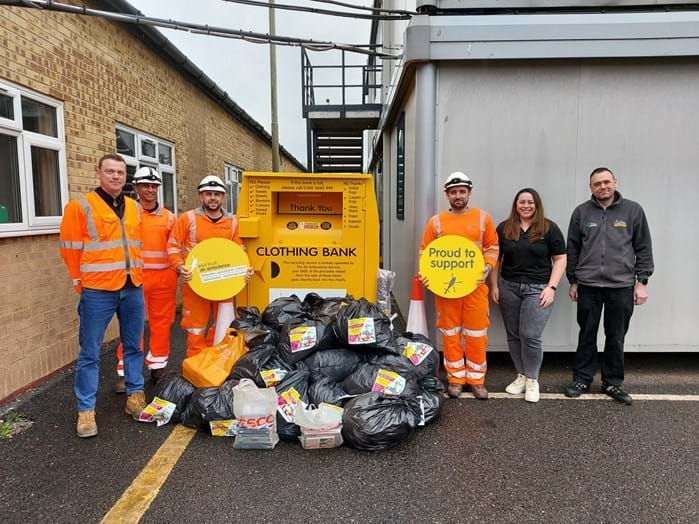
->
[[602, 383, 632, 405], [564, 381, 590, 398]]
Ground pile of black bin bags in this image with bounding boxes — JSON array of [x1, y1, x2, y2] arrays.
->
[[153, 294, 444, 451]]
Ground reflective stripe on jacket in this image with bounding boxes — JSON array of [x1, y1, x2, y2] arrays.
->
[[59, 191, 143, 291], [420, 208, 499, 269], [167, 207, 242, 269], [142, 206, 176, 270]]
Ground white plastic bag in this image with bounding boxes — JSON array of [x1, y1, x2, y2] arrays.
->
[[233, 378, 278, 418], [233, 378, 279, 449], [295, 402, 344, 430]]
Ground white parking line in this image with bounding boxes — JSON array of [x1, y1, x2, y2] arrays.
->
[[456, 392, 699, 401]]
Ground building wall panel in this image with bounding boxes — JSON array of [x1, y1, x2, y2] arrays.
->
[[0, 4, 300, 400]]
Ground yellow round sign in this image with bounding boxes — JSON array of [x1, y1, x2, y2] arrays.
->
[[185, 238, 250, 301], [419, 235, 485, 298]]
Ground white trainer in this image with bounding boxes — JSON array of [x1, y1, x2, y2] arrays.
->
[[525, 378, 540, 403], [505, 374, 527, 395]]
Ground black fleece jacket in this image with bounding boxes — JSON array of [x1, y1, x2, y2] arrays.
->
[[566, 191, 654, 288]]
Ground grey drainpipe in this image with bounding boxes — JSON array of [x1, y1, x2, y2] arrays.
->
[[414, 62, 437, 265], [414, 61, 437, 337]]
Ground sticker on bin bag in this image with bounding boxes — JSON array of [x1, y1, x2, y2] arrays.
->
[[261, 368, 288, 387], [403, 342, 433, 366], [372, 369, 406, 395], [277, 387, 301, 423], [347, 317, 376, 344], [290, 326, 317, 353], [210, 419, 239, 437], [138, 397, 176, 426]]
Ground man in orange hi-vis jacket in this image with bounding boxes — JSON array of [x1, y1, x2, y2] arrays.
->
[[420, 172, 499, 400], [59, 153, 146, 438], [114, 167, 177, 393], [168, 175, 251, 357]]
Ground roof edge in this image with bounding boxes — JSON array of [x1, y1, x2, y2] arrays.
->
[[97, 0, 306, 171]]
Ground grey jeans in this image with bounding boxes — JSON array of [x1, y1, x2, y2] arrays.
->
[[498, 278, 553, 379]]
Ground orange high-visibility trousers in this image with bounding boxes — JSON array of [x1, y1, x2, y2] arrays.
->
[[180, 283, 226, 358], [435, 284, 490, 385], [117, 269, 177, 375]]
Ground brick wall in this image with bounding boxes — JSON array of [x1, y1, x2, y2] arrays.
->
[[0, 3, 301, 401]]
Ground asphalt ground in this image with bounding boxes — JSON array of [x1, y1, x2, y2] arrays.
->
[[1, 319, 698, 523]]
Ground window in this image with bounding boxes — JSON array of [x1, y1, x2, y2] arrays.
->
[[115, 125, 177, 213], [0, 79, 68, 236], [224, 164, 243, 213], [395, 112, 405, 221]]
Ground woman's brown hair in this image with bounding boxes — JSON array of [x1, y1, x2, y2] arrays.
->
[[501, 187, 550, 242]]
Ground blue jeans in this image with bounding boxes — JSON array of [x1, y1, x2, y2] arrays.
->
[[76, 286, 145, 411], [498, 278, 553, 379]]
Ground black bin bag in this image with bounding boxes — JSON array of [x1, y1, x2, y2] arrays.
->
[[304, 293, 353, 319], [229, 343, 291, 388], [181, 379, 238, 432], [417, 375, 444, 426], [342, 363, 419, 398], [342, 392, 422, 451], [333, 298, 398, 355], [308, 377, 350, 407], [366, 353, 418, 380], [275, 369, 310, 441], [232, 306, 279, 350], [152, 373, 196, 424], [394, 332, 438, 380], [261, 295, 308, 331], [302, 348, 364, 382], [277, 317, 336, 365]]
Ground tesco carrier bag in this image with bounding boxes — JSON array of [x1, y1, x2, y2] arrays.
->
[[232, 379, 279, 449]]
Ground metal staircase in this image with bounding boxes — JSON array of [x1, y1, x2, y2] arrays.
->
[[302, 49, 382, 173]]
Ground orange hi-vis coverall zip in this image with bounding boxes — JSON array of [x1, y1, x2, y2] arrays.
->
[[167, 208, 243, 357], [117, 206, 177, 375], [420, 208, 499, 385]]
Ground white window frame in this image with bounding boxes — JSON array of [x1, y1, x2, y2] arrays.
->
[[0, 83, 22, 131], [138, 135, 158, 164], [160, 167, 177, 213], [115, 124, 177, 214], [224, 163, 243, 213], [0, 79, 68, 238]]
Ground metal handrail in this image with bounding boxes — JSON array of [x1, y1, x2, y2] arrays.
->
[[302, 48, 383, 116]]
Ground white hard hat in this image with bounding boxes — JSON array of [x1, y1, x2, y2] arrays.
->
[[133, 166, 162, 185], [198, 175, 226, 193], [443, 171, 473, 191]]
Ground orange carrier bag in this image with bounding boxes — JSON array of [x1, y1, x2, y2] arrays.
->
[[182, 329, 247, 388]]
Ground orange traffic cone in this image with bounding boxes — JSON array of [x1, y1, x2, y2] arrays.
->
[[406, 275, 429, 337]]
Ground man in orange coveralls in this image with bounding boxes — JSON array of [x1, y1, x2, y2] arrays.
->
[[114, 167, 177, 392], [167, 175, 251, 357], [420, 172, 499, 400]]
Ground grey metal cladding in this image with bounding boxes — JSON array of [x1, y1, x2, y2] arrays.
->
[[428, 0, 699, 9], [403, 12, 699, 64]]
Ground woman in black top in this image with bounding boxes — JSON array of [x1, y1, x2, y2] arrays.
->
[[488, 188, 566, 402]]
